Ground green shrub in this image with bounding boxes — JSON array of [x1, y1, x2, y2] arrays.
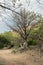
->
[[0, 35, 10, 49], [27, 39, 37, 46], [0, 62, 5, 65]]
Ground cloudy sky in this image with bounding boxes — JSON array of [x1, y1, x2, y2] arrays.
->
[[0, 0, 43, 33]]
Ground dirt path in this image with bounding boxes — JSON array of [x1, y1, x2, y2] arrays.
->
[[0, 49, 43, 65]]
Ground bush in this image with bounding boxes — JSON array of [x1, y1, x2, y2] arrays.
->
[[0, 43, 4, 49], [0, 35, 10, 49], [27, 39, 37, 46]]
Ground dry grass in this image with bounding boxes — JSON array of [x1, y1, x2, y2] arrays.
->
[[0, 49, 43, 65]]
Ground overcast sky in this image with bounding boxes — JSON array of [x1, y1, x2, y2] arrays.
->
[[0, 0, 43, 33]]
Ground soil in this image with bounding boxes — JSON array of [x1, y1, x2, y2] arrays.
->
[[0, 49, 43, 65]]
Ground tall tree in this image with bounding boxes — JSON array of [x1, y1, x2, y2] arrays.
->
[[6, 9, 42, 48]]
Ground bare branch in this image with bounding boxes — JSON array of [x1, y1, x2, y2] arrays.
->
[[0, 3, 20, 15]]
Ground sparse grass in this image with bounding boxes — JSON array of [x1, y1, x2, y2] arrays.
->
[[0, 62, 5, 65]]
